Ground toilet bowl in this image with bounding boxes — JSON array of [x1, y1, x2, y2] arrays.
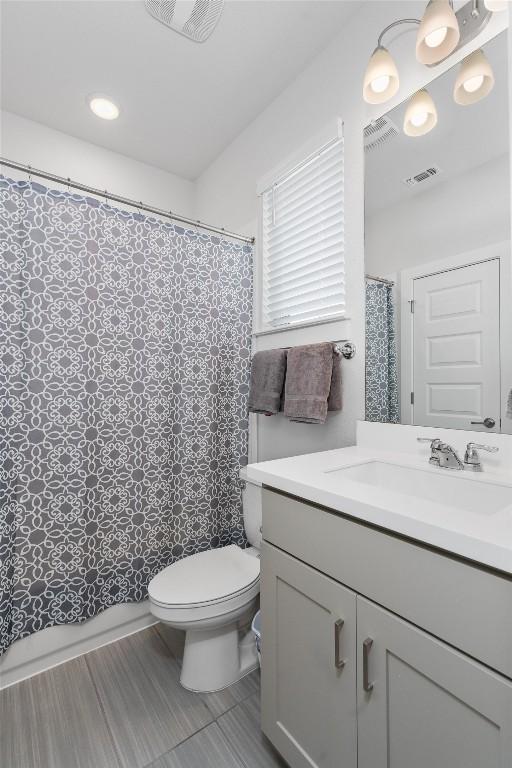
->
[[148, 473, 262, 692]]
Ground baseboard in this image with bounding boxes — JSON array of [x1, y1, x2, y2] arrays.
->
[[0, 601, 157, 690]]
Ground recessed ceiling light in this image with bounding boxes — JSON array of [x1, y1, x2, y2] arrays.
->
[[88, 95, 120, 121]]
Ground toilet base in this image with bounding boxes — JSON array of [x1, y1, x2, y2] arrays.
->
[[180, 623, 258, 693]]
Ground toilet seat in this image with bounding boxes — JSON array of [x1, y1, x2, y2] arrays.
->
[[148, 544, 260, 610]]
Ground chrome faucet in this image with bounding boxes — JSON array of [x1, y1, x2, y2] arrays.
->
[[463, 442, 499, 472], [417, 437, 464, 470]]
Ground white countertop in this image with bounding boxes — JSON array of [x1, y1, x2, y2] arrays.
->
[[244, 444, 512, 575]]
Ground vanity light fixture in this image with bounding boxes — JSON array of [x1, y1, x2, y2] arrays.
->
[[363, 46, 400, 104], [453, 49, 495, 104], [363, 0, 497, 110], [416, 0, 460, 65], [403, 89, 438, 137], [88, 95, 120, 121]]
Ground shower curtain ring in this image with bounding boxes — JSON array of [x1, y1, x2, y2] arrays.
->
[[66, 177, 71, 193], [27, 165, 32, 182]]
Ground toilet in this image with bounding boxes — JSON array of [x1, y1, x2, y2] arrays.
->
[[148, 471, 262, 692]]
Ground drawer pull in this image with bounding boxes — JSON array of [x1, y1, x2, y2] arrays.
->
[[334, 619, 345, 670], [363, 637, 374, 692]]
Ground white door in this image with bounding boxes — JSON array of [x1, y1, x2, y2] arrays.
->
[[412, 260, 500, 431], [260, 542, 357, 768], [357, 597, 512, 768]]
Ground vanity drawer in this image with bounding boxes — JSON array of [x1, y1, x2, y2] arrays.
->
[[263, 487, 512, 679]]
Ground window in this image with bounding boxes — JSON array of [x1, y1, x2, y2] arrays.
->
[[260, 137, 345, 330]]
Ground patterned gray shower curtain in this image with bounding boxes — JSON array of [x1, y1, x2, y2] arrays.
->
[[0, 175, 253, 654], [365, 280, 399, 423]]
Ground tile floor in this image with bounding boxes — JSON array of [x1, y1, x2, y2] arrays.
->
[[0, 624, 286, 768]]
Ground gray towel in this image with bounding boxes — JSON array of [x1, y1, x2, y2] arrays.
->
[[328, 352, 342, 412], [248, 349, 288, 415], [284, 343, 341, 424], [507, 389, 512, 419]]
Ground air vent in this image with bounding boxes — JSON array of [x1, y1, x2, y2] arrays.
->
[[403, 166, 443, 187], [364, 116, 399, 153], [145, 0, 225, 43]]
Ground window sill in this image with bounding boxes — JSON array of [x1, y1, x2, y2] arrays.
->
[[253, 314, 349, 338]]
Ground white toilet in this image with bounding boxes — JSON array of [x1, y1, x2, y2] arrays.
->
[[148, 472, 262, 692]]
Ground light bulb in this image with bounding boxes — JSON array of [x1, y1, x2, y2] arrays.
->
[[424, 26, 448, 48], [416, 0, 460, 65], [371, 75, 391, 94], [89, 96, 120, 121], [403, 89, 438, 137], [463, 74, 485, 93], [410, 112, 428, 128], [454, 49, 494, 105], [363, 47, 399, 104]]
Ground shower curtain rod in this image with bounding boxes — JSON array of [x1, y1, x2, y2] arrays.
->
[[365, 273, 395, 286], [0, 157, 255, 245]]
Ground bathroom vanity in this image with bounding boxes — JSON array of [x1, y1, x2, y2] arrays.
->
[[246, 423, 512, 768]]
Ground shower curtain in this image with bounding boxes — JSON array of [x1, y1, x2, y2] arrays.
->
[[365, 281, 399, 423], [0, 175, 253, 654]]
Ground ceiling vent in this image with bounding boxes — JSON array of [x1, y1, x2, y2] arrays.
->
[[145, 0, 225, 43], [403, 166, 443, 187], [364, 116, 399, 153]]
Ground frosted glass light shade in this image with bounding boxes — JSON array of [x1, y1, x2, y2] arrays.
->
[[363, 46, 399, 104], [484, 1, 508, 10], [403, 89, 438, 137], [454, 49, 495, 105], [416, 0, 460, 65]]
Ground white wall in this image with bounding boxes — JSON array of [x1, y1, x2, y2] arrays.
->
[[195, 1, 507, 462], [366, 154, 510, 275], [0, 110, 195, 216]]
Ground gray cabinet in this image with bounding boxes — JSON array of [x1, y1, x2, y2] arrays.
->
[[260, 491, 512, 768], [260, 542, 357, 768], [357, 597, 512, 768]]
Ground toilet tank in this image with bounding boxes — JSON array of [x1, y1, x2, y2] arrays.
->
[[240, 468, 262, 550]]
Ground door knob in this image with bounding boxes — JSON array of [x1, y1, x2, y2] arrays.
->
[[470, 418, 496, 429]]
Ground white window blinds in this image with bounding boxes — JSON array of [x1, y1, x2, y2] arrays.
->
[[261, 137, 345, 329]]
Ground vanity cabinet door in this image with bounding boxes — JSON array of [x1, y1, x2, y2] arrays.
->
[[357, 596, 512, 768], [260, 542, 357, 768]]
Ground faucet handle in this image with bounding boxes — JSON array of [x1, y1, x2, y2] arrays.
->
[[466, 442, 499, 453], [464, 442, 499, 472], [417, 437, 442, 446]]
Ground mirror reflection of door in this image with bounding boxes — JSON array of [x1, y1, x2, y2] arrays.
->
[[364, 30, 510, 433], [411, 260, 500, 432]]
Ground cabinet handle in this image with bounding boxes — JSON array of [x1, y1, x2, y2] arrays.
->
[[334, 619, 345, 670], [363, 637, 374, 692]]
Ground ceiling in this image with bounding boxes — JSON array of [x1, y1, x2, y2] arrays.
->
[[0, 0, 358, 180], [365, 31, 509, 216]]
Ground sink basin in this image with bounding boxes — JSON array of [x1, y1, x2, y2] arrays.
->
[[325, 461, 512, 515]]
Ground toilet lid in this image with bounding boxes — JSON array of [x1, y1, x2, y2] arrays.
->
[[148, 545, 260, 608]]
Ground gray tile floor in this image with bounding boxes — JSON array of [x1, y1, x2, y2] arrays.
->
[[0, 624, 287, 768]]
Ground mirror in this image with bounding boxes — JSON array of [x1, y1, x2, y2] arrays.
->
[[364, 32, 510, 434]]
